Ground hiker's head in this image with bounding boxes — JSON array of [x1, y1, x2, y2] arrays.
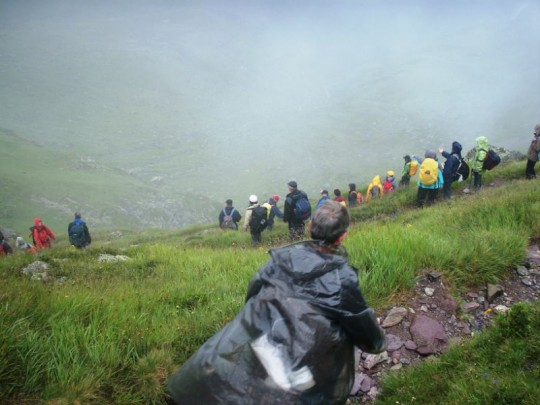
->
[[310, 200, 349, 246], [272, 195, 280, 202], [387, 170, 395, 177], [348, 183, 356, 191], [249, 195, 258, 204], [225, 199, 233, 207], [403, 155, 411, 162], [287, 180, 297, 190], [74, 212, 81, 219], [425, 150, 436, 159], [451, 141, 462, 154], [535, 123, 540, 136], [333, 189, 341, 197], [34, 218, 42, 227]]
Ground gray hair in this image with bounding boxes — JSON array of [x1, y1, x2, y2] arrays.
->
[[310, 200, 350, 244]]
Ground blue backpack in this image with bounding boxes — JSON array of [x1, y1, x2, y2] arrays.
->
[[294, 195, 311, 220]]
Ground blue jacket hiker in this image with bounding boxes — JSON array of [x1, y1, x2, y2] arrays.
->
[[265, 195, 284, 231], [439, 141, 463, 200], [68, 212, 92, 248], [317, 189, 331, 209], [219, 199, 242, 230]]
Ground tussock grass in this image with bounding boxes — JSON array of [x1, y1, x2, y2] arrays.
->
[[0, 160, 539, 403]]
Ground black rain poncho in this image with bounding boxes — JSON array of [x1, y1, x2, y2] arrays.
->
[[167, 241, 385, 404]]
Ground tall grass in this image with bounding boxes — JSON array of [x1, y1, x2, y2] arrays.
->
[[0, 161, 538, 403]]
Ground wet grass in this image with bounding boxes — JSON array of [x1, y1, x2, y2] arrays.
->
[[0, 160, 539, 403]]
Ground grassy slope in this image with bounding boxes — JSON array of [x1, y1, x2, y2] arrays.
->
[[0, 129, 164, 233], [0, 160, 539, 403]]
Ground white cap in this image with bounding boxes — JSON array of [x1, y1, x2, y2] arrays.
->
[[249, 194, 258, 203]]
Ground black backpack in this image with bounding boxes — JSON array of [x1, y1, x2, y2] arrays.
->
[[29, 226, 37, 246], [452, 155, 470, 182], [249, 206, 268, 233], [482, 149, 501, 170]]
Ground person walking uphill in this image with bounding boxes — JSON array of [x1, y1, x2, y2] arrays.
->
[[68, 212, 92, 248], [439, 141, 463, 200], [31, 218, 55, 250], [525, 123, 540, 179], [167, 200, 386, 405], [284, 180, 311, 241]]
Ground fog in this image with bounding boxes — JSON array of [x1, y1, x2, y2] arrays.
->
[[1, 0, 539, 227]]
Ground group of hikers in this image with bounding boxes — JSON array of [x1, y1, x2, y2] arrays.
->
[[0, 212, 92, 257], [171, 124, 540, 404], [220, 124, 540, 245]]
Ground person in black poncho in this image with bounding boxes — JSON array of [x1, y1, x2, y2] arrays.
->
[[167, 200, 386, 405]]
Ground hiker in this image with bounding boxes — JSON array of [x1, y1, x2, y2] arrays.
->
[[417, 150, 443, 208], [244, 195, 266, 246], [166, 200, 386, 405], [472, 136, 489, 190], [31, 218, 56, 250], [264, 195, 284, 231], [525, 124, 540, 179], [284, 180, 311, 241], [347, 183, 361, 207], [333, 189, 347, 206], [382, 171, 398, 194], [366, 175, 383, 202], [219, 199, 242, 230], [68, 212, 92, 248], [400, 155, 411, 186], [15, 236, 38, 254], [316, 189, 331, 209], [0, 231, 13, 256], [439, 141, 463, 200]]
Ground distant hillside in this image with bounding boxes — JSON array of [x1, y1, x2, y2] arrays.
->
[[0, 129, 220, 234]]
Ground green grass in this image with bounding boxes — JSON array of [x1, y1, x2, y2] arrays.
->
[[0, 159, 539, 403]]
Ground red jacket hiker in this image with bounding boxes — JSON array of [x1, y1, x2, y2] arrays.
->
[[32, 218, 56, 249]]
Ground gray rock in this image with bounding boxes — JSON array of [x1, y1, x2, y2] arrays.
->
[[360, 375, 373, 393], [516, 266, 529, 276], [364, 352, 388, 370], [462, 302, 480, 312], [404, 340, 417, 350], [427, 272, 441, 282], [424, 287, 435, 297], [486, 284, 504, 303], [521, 278, 533, 287], [410, 315, 448, 355], [385, 334, 404, 351], [382, 307, 408, 328], [22, 261, 50, 276]]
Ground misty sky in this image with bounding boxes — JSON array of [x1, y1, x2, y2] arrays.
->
[[1, 0, 539, 221]]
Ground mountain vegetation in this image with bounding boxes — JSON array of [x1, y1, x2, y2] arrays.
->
[[1, 159, 539, 404]]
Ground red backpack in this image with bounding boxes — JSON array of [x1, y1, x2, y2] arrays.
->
[[383, 180, 393, 193]]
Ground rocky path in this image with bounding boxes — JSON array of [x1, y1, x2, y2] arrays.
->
[[348, 242, 540, 403]]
